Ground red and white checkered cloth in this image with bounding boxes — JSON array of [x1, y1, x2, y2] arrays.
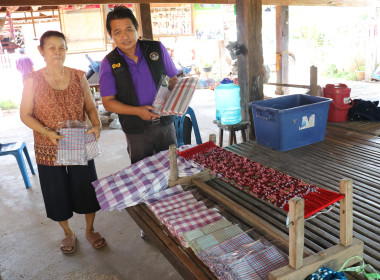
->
[[148, 190, 198, 217], [168, 208, 224, 246], [86, 132, 100, 160], [56, 128, 87, 165], [159, 201, 208, 225], [153, 77, 198, 116]]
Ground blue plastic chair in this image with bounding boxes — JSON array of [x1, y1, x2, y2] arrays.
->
[[174, 107, 202, 147], [0, 142, 35, 189]]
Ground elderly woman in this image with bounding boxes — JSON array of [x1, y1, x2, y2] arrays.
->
[[20, 31, 106, 254]]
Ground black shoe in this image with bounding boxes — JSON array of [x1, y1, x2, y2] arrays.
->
[[140, 230, 149, 240]]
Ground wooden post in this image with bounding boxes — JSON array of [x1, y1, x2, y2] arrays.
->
[[310, 66, 318, 96], [236, 0, 263, 141], [135, 3, 153, 40], [340, 178, 353, 247], [289, 197, 304, 270], [275, 6, 289, 96], [209, 134, 216, 143], [168, 144, 178, 187]]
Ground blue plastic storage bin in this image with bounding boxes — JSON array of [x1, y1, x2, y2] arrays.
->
[[249, 94, 332, 151]]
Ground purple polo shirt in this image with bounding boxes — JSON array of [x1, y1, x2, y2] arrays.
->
[[99, 41, 178, 106], [16, 56, 34, 75]]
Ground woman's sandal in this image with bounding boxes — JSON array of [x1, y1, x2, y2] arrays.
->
[[86, 232, 106, 249], [60, 235, 76, 254]]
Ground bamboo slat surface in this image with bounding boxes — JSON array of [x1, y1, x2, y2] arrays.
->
[[214, 123, 380, 271]]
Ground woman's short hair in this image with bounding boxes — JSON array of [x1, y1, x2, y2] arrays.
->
[[40, 31, 67, 50], [106, 6, 138, 36]]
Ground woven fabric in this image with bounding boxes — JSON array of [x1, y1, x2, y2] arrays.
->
[[226, 246, 288, 280], [143, 185, 184, 204], [179, 142, 345, 219], [92, 149, 202, 211], [168, 208, 223, 246], [190, 225, 244, 253], [56, 128, 87, 165], [182, 219, 233, 247], [152, 85, 171, 114], [162, 77, 198, 115], [148, 191, 198, 217], [85, 133, 100, 160], [159, 201, 208, 225], [307, 267, 347, 280]]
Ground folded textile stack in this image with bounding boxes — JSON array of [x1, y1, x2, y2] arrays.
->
[[158, 201, 208, 225], [196, 233, 287, 280], [92, 149, 202, 211], [56, 128, 100, 166]]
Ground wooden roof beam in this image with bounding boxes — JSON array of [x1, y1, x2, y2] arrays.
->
[[0, 0, 379, 7]]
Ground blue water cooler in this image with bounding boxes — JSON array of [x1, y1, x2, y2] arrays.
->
[[215, 78, 242, 125]]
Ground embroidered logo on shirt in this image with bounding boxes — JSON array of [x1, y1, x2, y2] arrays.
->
[[112, 63, 121, 69], [150, 52, 159, 61]]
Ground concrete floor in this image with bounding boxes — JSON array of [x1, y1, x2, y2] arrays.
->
[[1, 82, 379, 280]]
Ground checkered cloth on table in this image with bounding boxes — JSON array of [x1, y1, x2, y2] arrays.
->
[[148, 190, 198, 217], [56, 128, 87, 165], [143, 185, 184, 204], [168, 208, 224, 246], [225, 246, 288, 280], [153, 77, 198, 116], [92, 149, 202, 211], [190, 225, 244, 253], [182, 219, 233, 247], [159, 200, 208, 226]]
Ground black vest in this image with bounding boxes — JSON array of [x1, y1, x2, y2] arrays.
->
[[106, 40, 174, 134]]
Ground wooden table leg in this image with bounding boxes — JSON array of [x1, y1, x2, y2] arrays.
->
[[219, 127, 223, 147], [228, 131, 234, 146], [241, 129, 247, 142]]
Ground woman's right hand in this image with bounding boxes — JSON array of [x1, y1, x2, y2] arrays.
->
[[46, 130, 64, 145]]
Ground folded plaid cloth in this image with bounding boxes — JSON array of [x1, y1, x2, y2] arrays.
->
[[168, 208, 224, 246], [56, 128, 87, 165], [148, 190, 198, 217], [152, 85, 171, 115], [182, 219, 233, 247], [189, 225, 244, 253], [225, 246, 288, 280], [143, 185, 184, 204], [92, 149, 202, 211], [159, 201, 208, 226], [85, 133, 100, 161]]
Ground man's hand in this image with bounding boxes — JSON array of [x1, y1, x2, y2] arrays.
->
[[137, 105, 160, 121], [168, 76, 178, 91]]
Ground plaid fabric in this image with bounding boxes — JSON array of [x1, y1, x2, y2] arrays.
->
[[85, 133, 100, 160], [148, 191, 198, 217], [190, 225, 244, 253], [161, 77, 198, 116], [92, 149, 202, 211], [168, 208, 224, 246], [159, 201, 208, 225], [226, 246, 288, 280], [56, 128, 87, 165], [143, 185, 184, 204], [182, 219, 233, 247]]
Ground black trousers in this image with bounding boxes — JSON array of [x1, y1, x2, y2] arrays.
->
[[125, 122, 177, 164], [37, 160, 100, 222]]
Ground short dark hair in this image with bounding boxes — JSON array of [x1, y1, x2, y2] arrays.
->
[[40, 30, 67, 50], [106, 6, 138, 36]]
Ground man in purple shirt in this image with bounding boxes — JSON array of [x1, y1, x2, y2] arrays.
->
[[16, 48, 34, 83]]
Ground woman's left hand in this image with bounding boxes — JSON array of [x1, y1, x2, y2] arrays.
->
[[86, 125, 101, 140]]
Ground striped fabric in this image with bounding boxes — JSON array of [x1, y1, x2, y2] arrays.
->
[[56, 128, 87, 165], [153, 77, 198, 116], [182, 219, 233, 247], [225, 246, 288, 280], [189, 225, 244, 253]]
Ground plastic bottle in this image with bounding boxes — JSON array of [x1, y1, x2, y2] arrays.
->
[[214, 78, 241, 125]]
